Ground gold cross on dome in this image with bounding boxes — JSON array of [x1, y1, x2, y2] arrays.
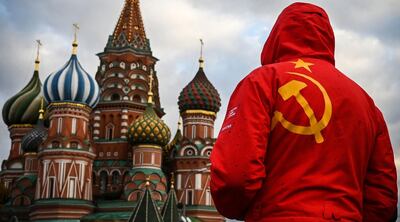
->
[[34, 40, 42, 71], [35, 40, 42, 60], [199, 38, 205, 68], [73, 23, 80, 42], [200, 38, 204, 59]]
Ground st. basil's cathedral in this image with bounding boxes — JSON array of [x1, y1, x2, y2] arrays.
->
[[0, 0, 224, 221]]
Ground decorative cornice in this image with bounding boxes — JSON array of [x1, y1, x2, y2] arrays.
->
[[181, 110, 216, 117], [9, 124, 33, 129], [49, 102, 89, 109]]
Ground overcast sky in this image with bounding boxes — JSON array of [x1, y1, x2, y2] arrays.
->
[[0, 0, 399, 218]]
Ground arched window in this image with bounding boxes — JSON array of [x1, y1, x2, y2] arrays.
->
[[206, 188, 212, 206], [112, 171, 120, 185], [192, 125, 196, 139], [132, 95, 141, 102], [111, 94, 120, 101], [48, 177, 56, 198], [106, 123, 114, 141], [70, 142, 79, 149], [186, 189, 194, 205], [100, 171, 108, 192], [51, 141, 60, 148]]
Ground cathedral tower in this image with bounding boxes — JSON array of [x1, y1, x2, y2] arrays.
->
[[173, 41, 224, 221], [31, 28, 100, 220], [1, 41, 45, 190], [92, 0, 163, 197], [125, 74, 171, 202]]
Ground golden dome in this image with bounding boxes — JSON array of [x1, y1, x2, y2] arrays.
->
[[128, 104, 171, 147]]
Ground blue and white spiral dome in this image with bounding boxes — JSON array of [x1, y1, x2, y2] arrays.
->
[[43, 49, 100, 108]]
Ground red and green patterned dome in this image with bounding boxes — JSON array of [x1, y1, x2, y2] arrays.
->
[[178, 66, 221, 113]]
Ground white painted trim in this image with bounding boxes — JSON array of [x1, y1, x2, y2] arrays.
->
[[71, 118, 77, 135], [195, 173, 202, 190]]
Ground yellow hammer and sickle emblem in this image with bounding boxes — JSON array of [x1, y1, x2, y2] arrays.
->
[[271, 72, 332, 143]]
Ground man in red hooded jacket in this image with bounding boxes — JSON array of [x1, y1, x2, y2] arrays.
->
[[210, 2, 397, 222]]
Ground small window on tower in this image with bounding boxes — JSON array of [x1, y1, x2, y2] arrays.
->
[[100, 171, 108, 193], [111, 94, 120, 101], [206, 188, 212, 206], [52, 141, 60, 148], [106, 124, 114, 141], [130, 63, 137, 70], [70, 142, 78, 149], [186, 189, 194, 205], [192, 125, 196, 139], [48, 177, 56, 198], [112, 171, 120, 185], [68, 178, 76, 198], [204, 126, 208, 138], [132, 95, 142, 103], [120, 62, 125, 69]]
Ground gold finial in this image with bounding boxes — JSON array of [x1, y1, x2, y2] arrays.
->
[[147, 73, 154, 104], [72, 23, 80, 55], [34, 40, 42, 71], [38, 97, 45, 120], [170, 173, 175, 189], [199, 39, 204, 68]]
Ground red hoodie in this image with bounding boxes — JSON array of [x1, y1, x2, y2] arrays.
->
[[210, 2, 397, 222]]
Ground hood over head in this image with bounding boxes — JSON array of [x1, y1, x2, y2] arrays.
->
[[261, 2, 335, 65]]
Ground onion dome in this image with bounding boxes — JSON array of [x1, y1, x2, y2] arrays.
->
[[128, 74, 171, 146], [178, 42, 221, 113], [21, 99, 48, 153], [43, 26, 100, 108], [2, 42, 45, 126]]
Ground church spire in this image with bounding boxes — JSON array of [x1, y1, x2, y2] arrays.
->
[[108, 0, 151, 53]]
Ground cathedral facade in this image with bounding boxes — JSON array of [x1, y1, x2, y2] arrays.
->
[[0, 1, 224, 221]]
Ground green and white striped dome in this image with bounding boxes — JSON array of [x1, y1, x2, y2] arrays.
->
[[2, 70, 45, 126]]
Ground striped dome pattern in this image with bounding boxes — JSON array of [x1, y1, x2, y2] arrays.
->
[[2, 71, 44, 126], [43, 55, 100, 108], [178, 67, 221, 113]]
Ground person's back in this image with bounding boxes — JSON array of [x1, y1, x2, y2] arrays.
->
[[210, 2, 397, 222]]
